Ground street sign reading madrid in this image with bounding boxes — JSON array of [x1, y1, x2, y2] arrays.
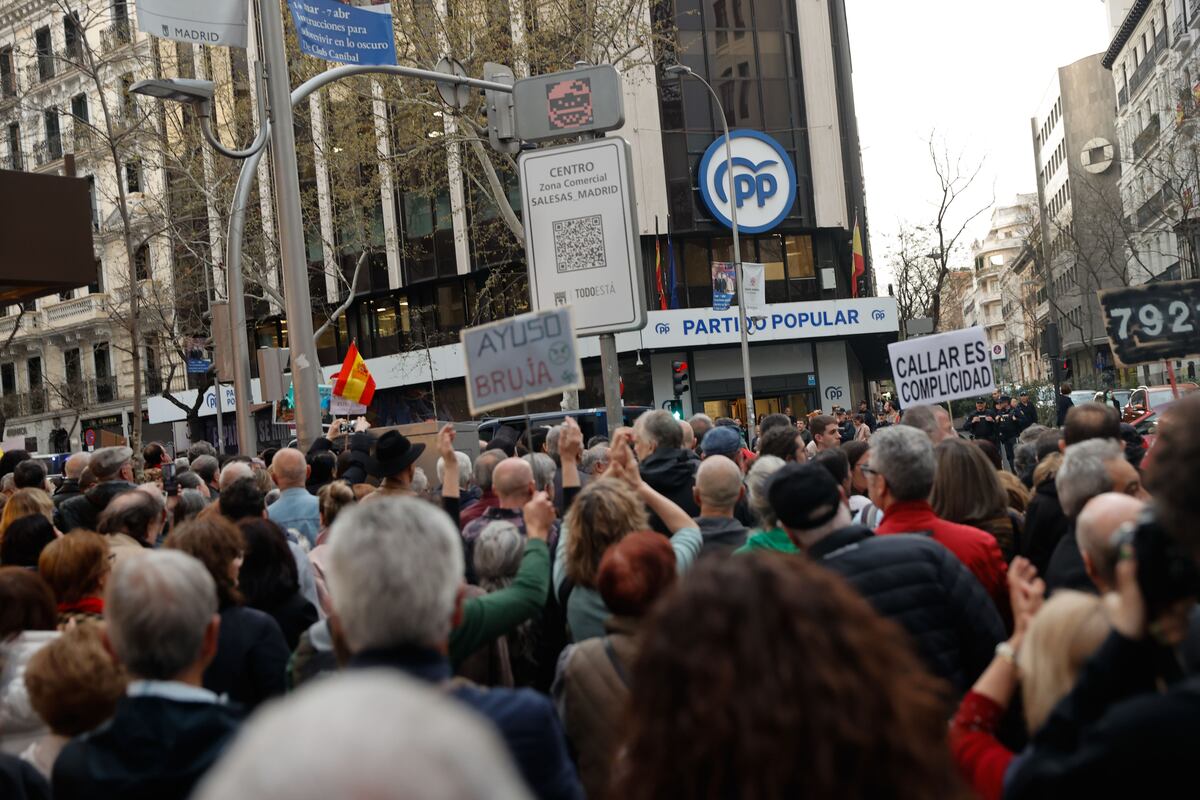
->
[[519, 137, 646, 336]]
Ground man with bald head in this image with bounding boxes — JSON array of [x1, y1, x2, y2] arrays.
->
[[692, 455, 748, 552], [1045, 491, 1146, 595], [53, 451, 91, 507], [267, 448, 320, 545], [460, 457, 557, 580]]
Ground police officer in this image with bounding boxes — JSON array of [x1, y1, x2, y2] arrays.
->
[[994, 395, 1020, 470], [962, 398, 997, 442], [1013, 389, 1039, 432]]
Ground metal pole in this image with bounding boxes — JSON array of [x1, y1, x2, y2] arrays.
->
[[214, 382, 224, 453], [223, 63, 515, 451], [599, 333, 623, 437], [692, 74, 754, 433], [256, 0, 322, 449]]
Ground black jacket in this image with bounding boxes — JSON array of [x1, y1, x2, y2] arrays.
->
[[1056, 393, 1074, 426], [52, 694, 241, 800], [0, 753, 49, 800], [995, 407, 1021, 442], [257, 591, 320, 652], [52, 478, 82, 508], [1021, 480, 1070, 577], [54, 480, 137, 532], [1007, 633, 1200, 797], [204, 605, 290, 709], [811, 526, 1005, 693], [1013, 400, 1039, 431], [1044, 533, 1096, 596], [962, 409, 997, 441], [638, 447, 699, 535]]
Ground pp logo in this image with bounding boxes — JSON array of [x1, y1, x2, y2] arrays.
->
[[699, 130, 797, 234], [824, 386, 844, 401], [871, 309, 886, 321], [654, 322, 670, 335]]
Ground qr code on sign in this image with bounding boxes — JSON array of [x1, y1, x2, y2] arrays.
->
[[552, 214, 606, 273]]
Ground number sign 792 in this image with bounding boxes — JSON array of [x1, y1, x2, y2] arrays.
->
[[1099, 280, 1200, 366]]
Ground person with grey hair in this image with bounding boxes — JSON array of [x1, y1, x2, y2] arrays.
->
[[692, 455, 749, 552], [1041, 442, 1147, 594], [54, 446, 137, 533], [679, 419, 696, 453], [633, 409, 701, 533], [191, 672, 530, 800], [900, 404, 955, 445], [580, 445, 609, 476], [459, 449, 505, 529], [523, 453, 556, 495], [687, 413, 714, 452], [52, 452, 90, 508], [436, 451, 472, 493], [186, 440, 218, 462], [176, 469, 210, 499], [172, 489, 208, 528], [218, 460, 253, 492], [867, 426, 1008, 609], [326, 496, 581, 798], [52, 551, 241, 800], [464, 520, 536, 685], [736, 455, 787, 553], [190, 454, 221, 498]]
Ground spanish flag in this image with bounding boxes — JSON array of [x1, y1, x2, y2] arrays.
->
[[851, 213, 865, 298], [332, 341, 376, 407]]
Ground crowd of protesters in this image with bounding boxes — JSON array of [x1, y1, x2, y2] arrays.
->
[[0, 388, 1196, 799]]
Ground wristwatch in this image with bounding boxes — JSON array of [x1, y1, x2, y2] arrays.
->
[[995, 641, 1017, 666]]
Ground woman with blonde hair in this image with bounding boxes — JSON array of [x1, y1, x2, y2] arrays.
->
[[949, 559, 1110, 800], [0, 489, 55, 540]]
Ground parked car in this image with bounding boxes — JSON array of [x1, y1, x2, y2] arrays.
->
[[1122, 384, 1199, 424]]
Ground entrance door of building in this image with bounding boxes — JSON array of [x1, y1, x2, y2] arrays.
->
[[701, 390, 818, 427]]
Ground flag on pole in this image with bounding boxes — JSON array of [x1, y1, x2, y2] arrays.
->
[[655, 235, 667, 310], [665, 218, 679, 309], [851, 214, 865, 298], [332, 341, 376, 407]]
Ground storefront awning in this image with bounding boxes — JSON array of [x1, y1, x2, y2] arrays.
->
[[0, 169, 96, 305]]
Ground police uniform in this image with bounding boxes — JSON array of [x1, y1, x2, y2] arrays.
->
[[1013, 395, 1038, 432], [994, 397, 1020, 470], [962, 402, 997, 443]]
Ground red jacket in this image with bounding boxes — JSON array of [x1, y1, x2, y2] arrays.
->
[[875, 501, 1009, 610], [949, 690, 1013, 800]]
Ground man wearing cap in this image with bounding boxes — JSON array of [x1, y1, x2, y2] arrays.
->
[[994, 395, 1021, 470], [54, 445, 137, 533], [961, 398, 997, 443], [371, 430, 426, 496], [767, 461, 1004, 692], [701, 425, 746, 470], [1013, 390, 1038, 433]]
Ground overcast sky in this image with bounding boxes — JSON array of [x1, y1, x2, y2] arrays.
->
[[845, 0, 1116, 290]]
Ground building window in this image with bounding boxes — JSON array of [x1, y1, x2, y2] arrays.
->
[[111, 0, 130, 29], [125, 159, 141, 193], [70, 93, 88, 123], [44, 109, 62, 160], [94, 343, 114, 403], [134, 243, 150, 281], [34, 27, 53, 81], [64, 347, 81, 386], [0, 362, 14, 395], [0, 46, 14, 97], [6, 122, 20, 171], [63, 12, 83, 61]]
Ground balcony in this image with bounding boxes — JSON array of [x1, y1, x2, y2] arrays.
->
[[1132, 112, 1161, 160], [1127, 33, 1166, 98], [1173, 14, 1193, 50], [1118, 84, 1128, 109], [0, 388, 49, 418], [93, 375, 118, 404], [1134, 182, 1172, 228], [68, 124, 101, 154], [32, 138, 63, 167], [100, 22, 132, 54], [0, 309, 43, 340], [45, 293, 109, 326]]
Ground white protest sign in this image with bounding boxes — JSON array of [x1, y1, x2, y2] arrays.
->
[[462, 306, 584, 415], [888, 326, 995, 407], [742, 262, 766, 316], [137, 0, 248, 48], [330, 396, 368, 416]]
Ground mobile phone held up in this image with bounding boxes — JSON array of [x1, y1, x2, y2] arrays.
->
[[162, 462, 178, 497]]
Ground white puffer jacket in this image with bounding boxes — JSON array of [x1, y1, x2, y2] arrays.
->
[[0, 630, 59, 755]]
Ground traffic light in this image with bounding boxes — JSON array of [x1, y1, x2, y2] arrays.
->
[[1061, 359, 1073, 381], [672, 360, 690, 397]]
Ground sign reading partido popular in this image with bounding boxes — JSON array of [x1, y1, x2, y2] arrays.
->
[[1098, 279, 1200, 366], [462, 306, 585, 415], [137, 0, 248, 48], [698, 130, 797, 233], [288, 0, 398, 66], [887, 326, 995, 406]]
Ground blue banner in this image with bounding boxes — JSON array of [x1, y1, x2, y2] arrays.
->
[[712, 261, 735, 312], [287, 0, 397, 66]]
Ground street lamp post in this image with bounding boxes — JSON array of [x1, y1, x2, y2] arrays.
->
[[665, 65, 755, 435]]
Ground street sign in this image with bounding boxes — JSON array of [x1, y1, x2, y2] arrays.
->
[[461, 306, 584, 415], [84, 428, 95, 447], [888, 326, 995, 407], [484, 62, 519, 155], [698, 130, 797, 233], [991, 342, 1007, 360], [137, 0, 248, 48], [287, 0, 397, 66], [513, 65, 625, 143], [519, 137, 645, 336], [1098, 279, 1200, 366], [435, 56, 471, 110]]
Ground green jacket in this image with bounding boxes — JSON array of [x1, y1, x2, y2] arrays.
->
[[734, 527, 797, 555], [449, 538, 549, 666]]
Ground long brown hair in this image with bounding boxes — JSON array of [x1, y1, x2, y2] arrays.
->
[[563, 478, 648, 588], [165, 517, 245, 608], [931, 437, 1007, 524], [612, 553, 965, 800]]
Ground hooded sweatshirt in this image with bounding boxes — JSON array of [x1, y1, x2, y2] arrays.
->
[[637, 447, 699, 535]]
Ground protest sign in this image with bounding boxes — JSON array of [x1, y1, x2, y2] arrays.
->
[[887, 326, 995, 407], [712, 262, 736, 311], [462, 306, 584, 415], [1098, 280, 1200, 366], [287, 0, 398, 66]]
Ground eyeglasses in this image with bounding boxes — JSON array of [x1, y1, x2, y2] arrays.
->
[[859, 465, 879, 478]]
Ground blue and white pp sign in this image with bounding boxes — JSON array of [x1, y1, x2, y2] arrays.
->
[[698, 130, 797, 234], [287, 0, 397, 66]]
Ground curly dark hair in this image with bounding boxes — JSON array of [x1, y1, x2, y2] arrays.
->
[[756, 425, 802, 462], [236, 518, 299, 609], [612, 553, 965, 800]]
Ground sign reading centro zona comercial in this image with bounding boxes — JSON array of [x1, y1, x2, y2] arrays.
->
[[699, 130, 797, 233], [640, 297, 897, 349]]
